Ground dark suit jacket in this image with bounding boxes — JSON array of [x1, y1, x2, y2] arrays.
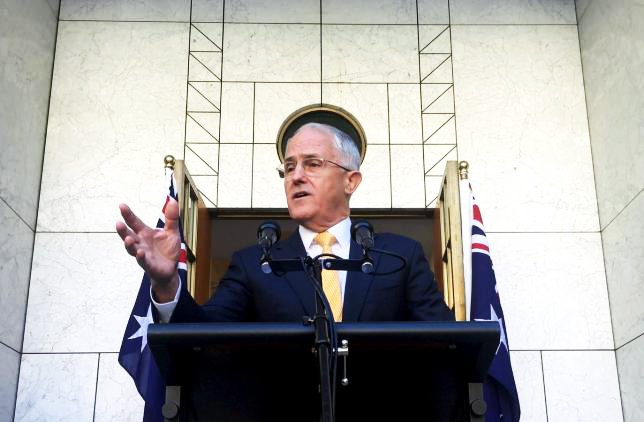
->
[[170, 230, 453, 323]]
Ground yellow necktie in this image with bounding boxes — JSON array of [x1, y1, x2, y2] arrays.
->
[[315, 231, 342, 322]]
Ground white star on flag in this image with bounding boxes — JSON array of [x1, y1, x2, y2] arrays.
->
[[475, 305, 508, 354], [128, 304, 154, 353]]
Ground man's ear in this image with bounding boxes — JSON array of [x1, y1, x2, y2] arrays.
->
[[345, 171, 362, 195]]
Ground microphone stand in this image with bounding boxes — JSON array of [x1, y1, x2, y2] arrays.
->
[[309, 257, 333, 422], [266, 255, 371, 422]]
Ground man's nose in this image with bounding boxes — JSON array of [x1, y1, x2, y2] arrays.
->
[[290, 162, 307, 183]]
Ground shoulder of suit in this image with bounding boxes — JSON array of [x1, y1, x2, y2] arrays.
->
[[232, 243, 263, 259], [374, 232, 420, 248]]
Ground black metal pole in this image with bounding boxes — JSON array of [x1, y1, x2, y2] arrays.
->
[[311, 260, 334, 422]]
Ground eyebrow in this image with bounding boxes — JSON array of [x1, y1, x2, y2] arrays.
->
[[284, 153, 322, 162]]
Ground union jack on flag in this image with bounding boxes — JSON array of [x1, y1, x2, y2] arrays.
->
[[118, 171, 187, 422], [469, 186, 521, 422]]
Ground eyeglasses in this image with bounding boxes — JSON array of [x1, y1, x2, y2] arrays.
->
[[277, 157, 353, 179]]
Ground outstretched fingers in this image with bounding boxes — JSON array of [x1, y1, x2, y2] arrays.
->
[[116, 208, 141, 257], [117, 201, 178, 278], [116, 220, 137, 242], [119, 203, 148, 233]]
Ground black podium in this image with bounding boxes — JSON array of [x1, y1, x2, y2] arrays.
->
[[148, 321, 500, 422]]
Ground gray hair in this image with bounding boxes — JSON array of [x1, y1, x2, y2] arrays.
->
[[288, 122, 361, 171]]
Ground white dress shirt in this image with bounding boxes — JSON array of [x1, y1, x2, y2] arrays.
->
[[297, 217, 351, 302], [151, 217, 353, 323]]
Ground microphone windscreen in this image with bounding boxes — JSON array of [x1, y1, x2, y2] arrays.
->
[[351, 220, 374, 248], [257, 220, 281, 244]]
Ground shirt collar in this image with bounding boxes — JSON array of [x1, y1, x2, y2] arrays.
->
[[299, 217, 352, 251]]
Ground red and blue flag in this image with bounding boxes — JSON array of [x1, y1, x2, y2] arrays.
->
[[118, 172, 187, 421], [469, 188, 521, 422]]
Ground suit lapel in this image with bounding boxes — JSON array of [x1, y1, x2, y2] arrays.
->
[[271, 230, 315, 317], [343, 237, 383, 321]]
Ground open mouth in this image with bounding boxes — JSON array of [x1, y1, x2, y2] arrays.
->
[[293, 191, 310, 199]]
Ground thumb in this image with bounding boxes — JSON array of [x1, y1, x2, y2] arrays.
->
[[164, 197, 180, 233]]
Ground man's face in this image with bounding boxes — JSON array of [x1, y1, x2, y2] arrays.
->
[[284, 127, 356, 231]]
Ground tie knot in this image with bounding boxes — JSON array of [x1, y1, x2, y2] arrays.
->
[[315, 231, 337, 252]]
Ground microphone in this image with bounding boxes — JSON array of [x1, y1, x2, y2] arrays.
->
[[351, 220, 375, 250], [257, 221, 281, 274], [351, 220, 375, 274], [257, 220, 280, 249]]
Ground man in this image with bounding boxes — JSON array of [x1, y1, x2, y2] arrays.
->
[[116, 123, 452, 323]]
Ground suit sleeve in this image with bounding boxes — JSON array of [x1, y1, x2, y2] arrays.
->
[[405, 240, 455, 321], [169, 251, 254, 323]]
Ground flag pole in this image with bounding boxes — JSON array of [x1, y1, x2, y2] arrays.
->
[[164, 155, 176, 178], [458, 161, 472, 320], [459, 160, 469, 180]]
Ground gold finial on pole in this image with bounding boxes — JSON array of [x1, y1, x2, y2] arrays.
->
[[458, 160, 469, 180], [164, 155, 176, 170]]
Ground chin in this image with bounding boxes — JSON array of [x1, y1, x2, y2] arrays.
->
[[288, 204, 314, 224]]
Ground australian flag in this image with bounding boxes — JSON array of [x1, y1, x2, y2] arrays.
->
[[118, 171, 188, 421], [469, 188, 521, 422]]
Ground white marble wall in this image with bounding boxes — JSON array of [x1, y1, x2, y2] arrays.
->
[[16, 353, 98, 422], [488, 233, 612, 351], [15, 352, 146, 422], [94, 354, 144, 421], [450, 0, 576, 24], [578, 0, 644, 228], [202, 19, 455, 209], [15, 7, 190, 419], [37, 21, 188, 232], [23, 233, 144, 353], [0, 0, 58, 419], [59, 0, 191, 21], [0, 0, 57, 229], [601, 192, 644, 349], [542, 351, 623, 421], [449, 1, 621, 420], [578, 0, 644, 419], [452, 24, 598, 232], [0, 201, 34, 419], [12, 0, 630, 420], [617, 334, 644, 422], [0, 343, 20, 422], [0, 201, 34, 354], [509, 351, 547, 421]]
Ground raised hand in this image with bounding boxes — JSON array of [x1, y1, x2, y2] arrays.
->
[[116, 199, 181, 302]]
